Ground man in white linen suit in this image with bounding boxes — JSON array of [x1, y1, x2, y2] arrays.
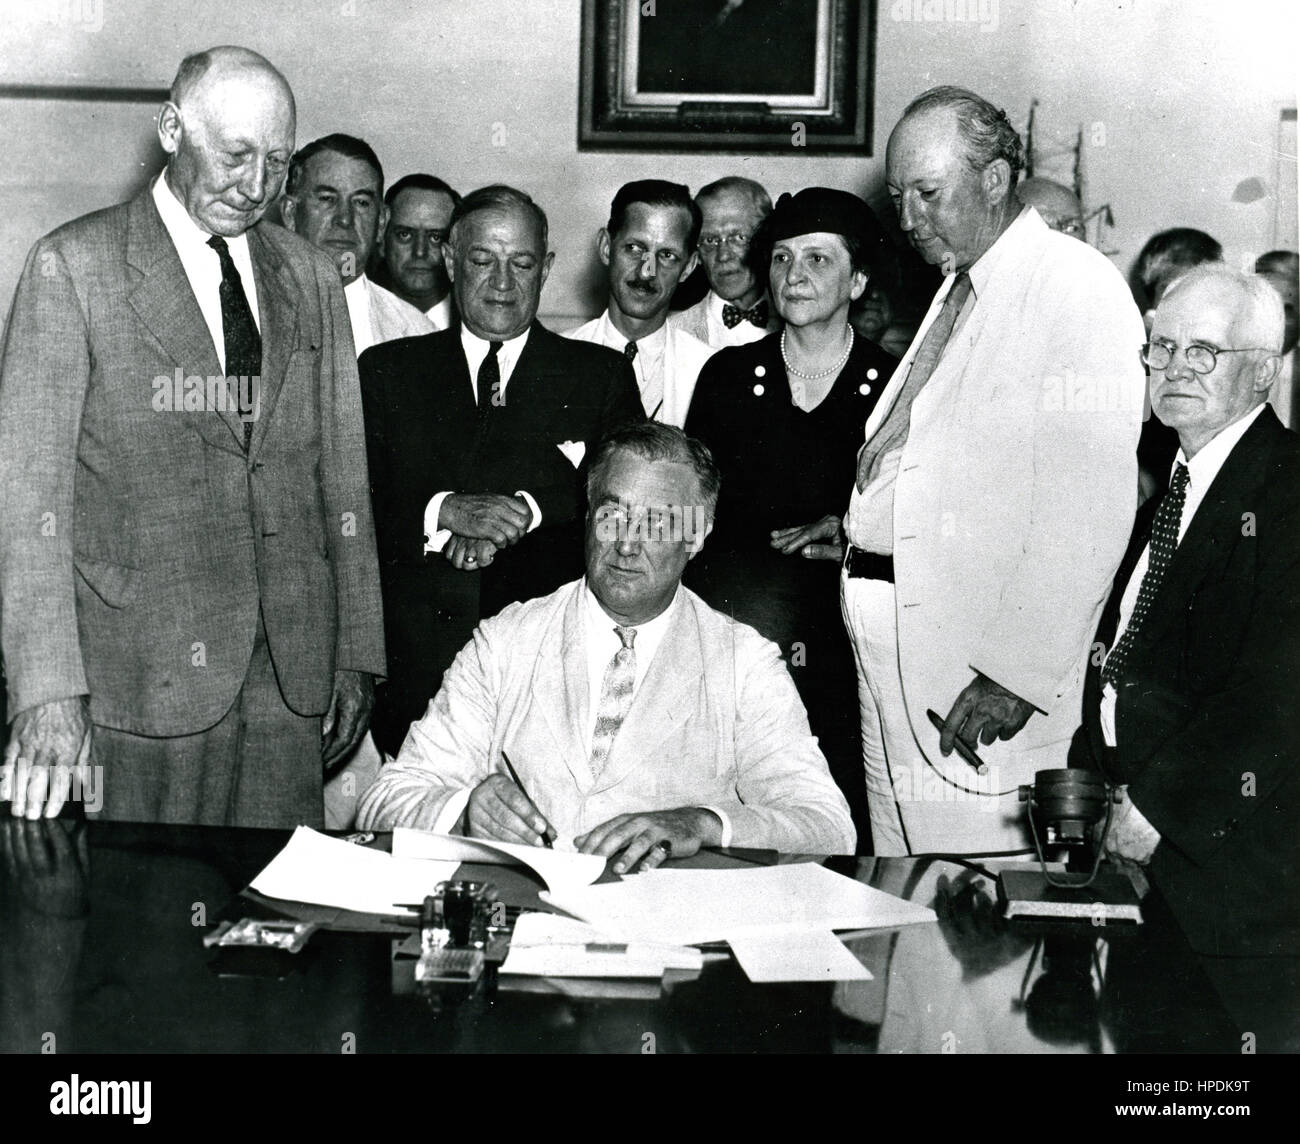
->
[[839, 86, 1146, 855], [567, 180, 713, 426], [358, 422, 855, 866]]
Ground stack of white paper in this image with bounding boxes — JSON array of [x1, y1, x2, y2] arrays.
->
[[541, 862, 936, 983], [391, 827, 606, 895], [250, 826, 459, 915], [499, 912, 703, 978]]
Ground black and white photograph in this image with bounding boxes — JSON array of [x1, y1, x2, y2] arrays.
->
[[0, 0, 1296, 1110]]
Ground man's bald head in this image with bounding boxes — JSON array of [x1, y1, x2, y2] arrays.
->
[[1016, 177, 1084, 240], [158, 46, 296, 237]]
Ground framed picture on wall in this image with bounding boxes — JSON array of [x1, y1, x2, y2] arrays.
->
[[579, 0, 875, 153]]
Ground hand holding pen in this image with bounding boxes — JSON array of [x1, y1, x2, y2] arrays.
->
[[465, 751, 556, 848]]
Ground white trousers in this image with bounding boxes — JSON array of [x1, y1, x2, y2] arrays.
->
[[840, 573, 1052, 856]]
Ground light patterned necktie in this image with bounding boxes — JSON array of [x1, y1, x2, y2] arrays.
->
[[1102, 462, 1190, 687], [856, 271, 972, 491], [589, 626, 637, 779]]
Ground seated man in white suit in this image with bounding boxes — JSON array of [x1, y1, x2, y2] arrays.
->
[[358, 422, 856, 866], [281, 133, 432, 356], [567, 180, 713, 427]]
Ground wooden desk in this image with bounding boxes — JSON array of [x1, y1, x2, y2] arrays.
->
[[0, 817, 1243, 1053]]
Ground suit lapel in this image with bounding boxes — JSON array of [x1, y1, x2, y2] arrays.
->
[[590, 596, 703, 795], [125, 192, 243, 452], [245, 225, 300, 456], [1134, 410, 1277, 654], [532, 583, 594, 792]]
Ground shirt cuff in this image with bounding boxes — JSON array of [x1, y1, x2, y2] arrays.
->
[[423, 491, 454, 554], [516, 491, 542, 532], [433, 787, 473, 835], [699, 805, 732, 847]]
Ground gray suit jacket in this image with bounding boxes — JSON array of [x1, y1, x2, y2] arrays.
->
[[0, 188, 386, 735], [357, 578, 856, 853]]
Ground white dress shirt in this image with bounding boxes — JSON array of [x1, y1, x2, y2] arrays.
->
[[844, 221, 1004, 555], [704, 289, 771, 348], [426, 294, 454, 332], [1100, 403, 1267, 745], [596, 310, 667, 414], [581, 583, 732, 845], [422, 326, 541, 553], [151, 174, 260, 373], [343, 274, 375, 356]]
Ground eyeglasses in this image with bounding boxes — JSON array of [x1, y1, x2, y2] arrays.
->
[[1141, 340, 1274, 375], [699, 233, 751, 252], [1044, 217, 1086, 239]]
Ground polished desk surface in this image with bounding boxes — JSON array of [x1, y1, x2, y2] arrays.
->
[[0, 817, 1243, 1054]]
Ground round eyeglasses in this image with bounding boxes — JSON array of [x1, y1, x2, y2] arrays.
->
[[1141, 340, 1273, 375], [699, 233, 751, 252]]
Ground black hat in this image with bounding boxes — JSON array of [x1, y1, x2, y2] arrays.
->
[[767, 188, 877, 245]]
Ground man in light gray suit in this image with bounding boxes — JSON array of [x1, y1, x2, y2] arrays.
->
[[357, 422, 855, 867], [0, 46, 385, 827]]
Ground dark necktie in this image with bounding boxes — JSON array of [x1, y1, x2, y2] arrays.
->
[[624, 340, 638, 361], [477, 341, 503, 415], [722, 299, 769, 329], [589, 626, 637, 779], [1101, 462, 1190, 687], [206, 235, 260, 448], [856, 272, 972, 491]]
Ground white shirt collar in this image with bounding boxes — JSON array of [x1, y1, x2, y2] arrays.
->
[[597, 309, 668, 359], [152, 172, 251, 260], [1176, 402, 1266, 495], [426, 294, 454, 331], [343, 274, 373, 356], [582, 579, 679, 694], [460, 325, 531, 398]]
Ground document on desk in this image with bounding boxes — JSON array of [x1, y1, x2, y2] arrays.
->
[[499, 912, 703, 978], [391, 827, 606, 895], [541, 861, 936, 946], [249, 826, 459, 916], [728, 929, 873, 982]]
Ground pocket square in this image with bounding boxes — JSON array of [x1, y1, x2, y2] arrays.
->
[[557, 440, 586, 467]]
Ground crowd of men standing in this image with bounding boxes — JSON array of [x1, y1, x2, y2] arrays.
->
[[0, 44, 1296, 1046]]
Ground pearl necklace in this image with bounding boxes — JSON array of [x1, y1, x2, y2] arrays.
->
[[781, 327, 854, 381]]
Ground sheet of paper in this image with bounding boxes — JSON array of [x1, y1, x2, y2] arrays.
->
[[541, 861, 936, 946], [499, 912, 702, 978], [728, 929, 873, 983], [249, 826, 459, 916], [392, 827, 606, 896]]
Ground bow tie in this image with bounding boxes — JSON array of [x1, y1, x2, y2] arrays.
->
[[722, 300, 769, 329]]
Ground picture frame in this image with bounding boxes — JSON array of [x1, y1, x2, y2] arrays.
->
[[578, 0, 875, 153]]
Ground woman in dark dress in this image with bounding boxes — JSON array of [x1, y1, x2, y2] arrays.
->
[[685, 189, 897, 852]]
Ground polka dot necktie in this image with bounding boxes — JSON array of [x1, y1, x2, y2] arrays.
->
[[589, 626, 637, 780], [1102, 462, 1190, 687], [624, 341, 638, 361]]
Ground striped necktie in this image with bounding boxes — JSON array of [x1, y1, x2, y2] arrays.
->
[[856, 271, 972, 490], [589, 626, 637, 780]]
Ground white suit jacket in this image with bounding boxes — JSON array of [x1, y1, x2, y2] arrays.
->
[[357, 578, 856, 853], [346, 274, 433, 356], [565, 310, 714, 427], [858, 208, 1146, 773]]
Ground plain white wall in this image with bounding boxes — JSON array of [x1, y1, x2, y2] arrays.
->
[[1, 0, 1295, 327]]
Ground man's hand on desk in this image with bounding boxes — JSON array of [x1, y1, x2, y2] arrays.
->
[[467, 774, 554, 847], [575, 808, 723, 874], [3, 697, 91, 819], [940, 672, 1035, 756], [322, 670, 375, 768], [444, 535, 498, 570], [439, 493, 532, 548], [1104, 787, 1161, 865]]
